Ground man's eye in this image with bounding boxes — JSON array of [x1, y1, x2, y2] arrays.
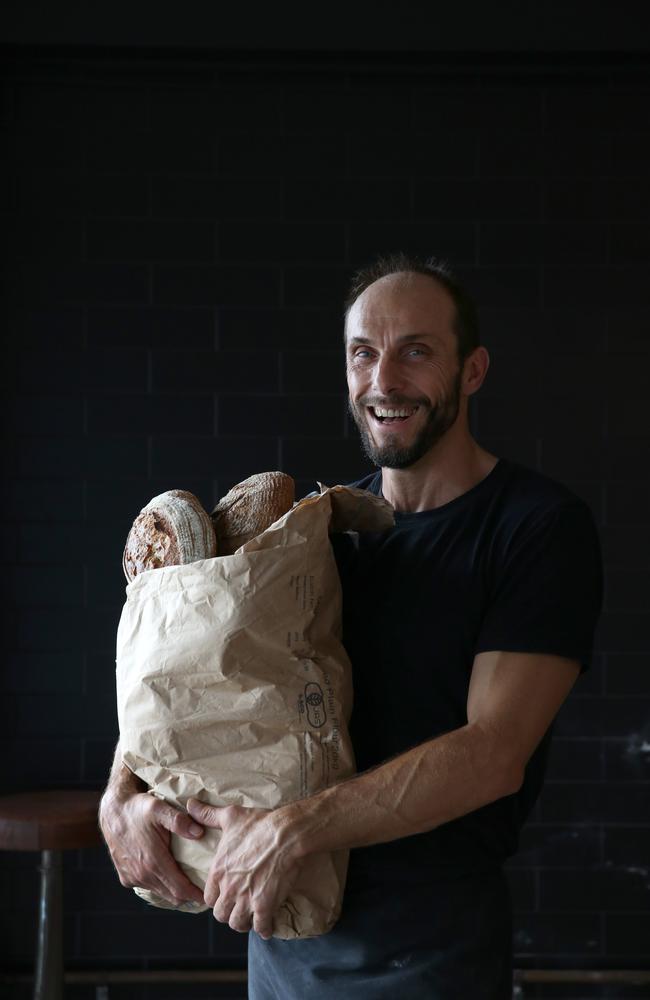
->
[[407, 348, 425, 357]]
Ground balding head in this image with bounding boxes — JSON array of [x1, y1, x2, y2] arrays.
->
[[344, 253, 479, 363]]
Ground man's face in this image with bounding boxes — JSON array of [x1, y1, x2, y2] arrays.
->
[[345, 272, 464, 470]]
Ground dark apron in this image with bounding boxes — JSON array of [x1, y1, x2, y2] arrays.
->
[[248, 858, 513, 1000]]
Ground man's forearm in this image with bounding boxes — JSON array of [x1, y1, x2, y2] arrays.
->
[[280, 721, 521, 858]]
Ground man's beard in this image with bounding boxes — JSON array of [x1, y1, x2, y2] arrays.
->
[[348, 370, 463, 470]]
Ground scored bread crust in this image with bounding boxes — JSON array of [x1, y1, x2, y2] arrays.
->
[[123, 489, 217, 582], [211, 471, 295, 555]]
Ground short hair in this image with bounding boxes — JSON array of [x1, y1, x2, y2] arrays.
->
[[343, 252, 480, 362]]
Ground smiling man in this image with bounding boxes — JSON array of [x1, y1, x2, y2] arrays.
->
[[100, 254, 602, 1000], [344, 262, 492, 505], [346, 272, 467, 475]]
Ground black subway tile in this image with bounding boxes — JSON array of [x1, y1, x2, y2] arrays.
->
[[219, 133, 343, 178], [555, 695, 650, 740], [6, 394, 84, 435], [87, 394, 214, 435], [7, 565, 84, 607], [78, 910, 211, 959], [3, 738, 81, 788], [539, 780, 650, 823], [8, 260, 149, 306], [218, 307, 343, 351], [88, 306, 215, 350], [512, 823, 601, 869], [606, 913, 650, 958], [605, 653, 650, 695], [541, 866, 650, 912], [282, 437, 373, 486], [546, 739, 603, 781], [4, 651, 84, 694], [86, 130, 216, 172], [4, 479, 83, 522], [151, 174, 282, 220], [154, 264, 280, 307], [603, 738, 650, 781], [88, 219, 215, 263], [151, 350, 276, 393], [218, 393, 345, 437], [219, 221, 345, 264], [479, 223, 608, 266], [150, 435, 280, 481], [348, 222, 476, 268], [284, 175, 410, 222], [5, 306, 85, 350], [2, 217, 84, 259], [513, 910, 602, 957], [17, 522, 85, 565], [414, 175, 543, 221], [281, 351, 345, 395]]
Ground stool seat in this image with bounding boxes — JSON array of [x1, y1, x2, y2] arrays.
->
[[0, 790, 102, 852], [0, 789, 104, 1000]]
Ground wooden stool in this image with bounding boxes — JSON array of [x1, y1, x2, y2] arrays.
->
[[0, 790, 103, 1000]]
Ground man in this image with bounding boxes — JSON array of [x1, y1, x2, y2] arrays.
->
[[100, 254, 602, 998]]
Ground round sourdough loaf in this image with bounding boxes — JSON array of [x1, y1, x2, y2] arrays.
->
[[211, 471, 295, 554], [123, 489, 217, 582]]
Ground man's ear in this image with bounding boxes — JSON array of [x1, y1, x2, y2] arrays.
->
[[462, 346, 490, 397]]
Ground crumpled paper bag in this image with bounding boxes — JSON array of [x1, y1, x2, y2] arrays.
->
[[115, 484, 393, 939]]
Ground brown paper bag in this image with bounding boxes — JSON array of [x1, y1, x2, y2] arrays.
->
[[115, 484, 393, 939]]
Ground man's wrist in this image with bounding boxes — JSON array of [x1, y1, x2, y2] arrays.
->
[[104, 760, 146, 806], [273, 786, 336, 862]]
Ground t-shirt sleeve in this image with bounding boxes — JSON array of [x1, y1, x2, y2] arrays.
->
[[474, 499, 603, 671]]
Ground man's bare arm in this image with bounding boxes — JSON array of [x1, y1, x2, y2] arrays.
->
[[187, 651, 580, 937], [283, 650, 580, 852], [99, 741, 205, 906]]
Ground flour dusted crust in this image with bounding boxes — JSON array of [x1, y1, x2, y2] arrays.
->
[[123, 489, 217, 582], [123, 474, 296, 579], [211, 471, 295, 555]]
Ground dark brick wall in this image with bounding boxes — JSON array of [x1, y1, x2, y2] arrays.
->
[[2, 49, 649, 995]]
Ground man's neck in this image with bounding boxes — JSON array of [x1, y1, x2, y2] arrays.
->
[[379, 437, 499, 514]]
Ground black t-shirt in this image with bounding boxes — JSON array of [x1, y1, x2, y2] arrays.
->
[[332, 458, 603, 875]]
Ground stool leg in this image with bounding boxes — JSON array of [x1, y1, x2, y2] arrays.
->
[[34, 849, 63, 1000]]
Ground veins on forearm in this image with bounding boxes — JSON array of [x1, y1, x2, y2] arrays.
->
[[295, 722, 510, 855]]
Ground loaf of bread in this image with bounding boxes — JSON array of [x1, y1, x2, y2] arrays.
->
[[211, 471, 295, 555], [123, 473, 296, 579], [122, 489, 217, 582]]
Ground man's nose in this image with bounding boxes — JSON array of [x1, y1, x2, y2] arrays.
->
[[371, 354, 403, 397]]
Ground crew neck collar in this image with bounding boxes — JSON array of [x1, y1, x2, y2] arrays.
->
[[372, 458, 508, 520]]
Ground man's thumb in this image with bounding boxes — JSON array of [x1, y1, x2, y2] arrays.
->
[[186, 797, 222, 829], [153, 799, 204, 840]]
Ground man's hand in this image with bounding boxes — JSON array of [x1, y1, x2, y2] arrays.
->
[[99, 750, 205, 907], [186, 798, 304, 939]]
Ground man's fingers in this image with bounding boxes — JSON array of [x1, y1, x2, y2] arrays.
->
[[228, 899, 253, 934], [148, 859, 205, 906], [252, 908, 274, 940], [186, 797, 225, 829], [166, 871, 205, 906], [151, 799, 204, 840], [213, 891, 234, 925], [133, 826, 205, 905], [203, 862, 221, 908]]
